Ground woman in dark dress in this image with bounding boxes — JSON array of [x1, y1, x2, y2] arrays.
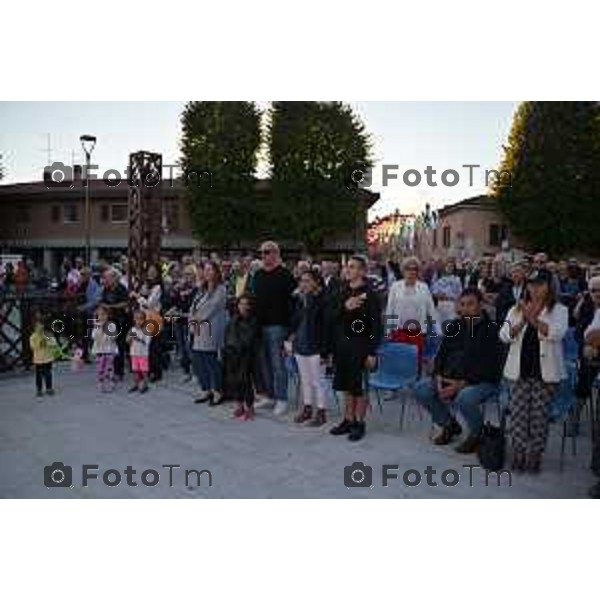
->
[[329, 256, 383, 442]]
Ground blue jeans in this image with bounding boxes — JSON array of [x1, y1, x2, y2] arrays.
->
[[192, 350, 222, 392], [174, 319, 192, 373], [414, 378, 498, 436], [259, 325, 288, 402]]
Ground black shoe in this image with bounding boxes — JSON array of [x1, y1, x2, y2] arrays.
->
[[432, 418, 462, 446], [139, 383, 149, 394], [455, 435, 480, 454], [128, 384, 139, 393], [448, 418, 462, 438], [46, 389, 55, 396], [330, 419, 353, 436], [589, 481, 600, 499], [348, 421, 366, 442], [36, 390, 43, 397]]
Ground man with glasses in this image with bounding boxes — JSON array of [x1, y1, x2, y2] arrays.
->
[[253, 241, 297, 416]]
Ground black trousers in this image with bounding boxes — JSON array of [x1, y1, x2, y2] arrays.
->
[[113, 319, 129, 378], [223, 349, 254, 406], [149, 336, 162, 380], [35, 363, 53, 392]]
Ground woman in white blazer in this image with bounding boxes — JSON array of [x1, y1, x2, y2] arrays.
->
[[385, 256, 438, 370], [499, 270, 568, 472]]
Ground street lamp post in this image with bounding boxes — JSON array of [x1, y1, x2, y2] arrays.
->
[[80, 134, 97, 266]]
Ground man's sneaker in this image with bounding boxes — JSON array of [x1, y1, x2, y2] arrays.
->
[[273, 401, 288, 416], [448, 417, 462, 438], [46, 389, 55, 396], [139, 382, 149, 394], [128, 384, 139, 393], [455, 435, 481, 454], [254, 396, 274, 409], [193, 390, 210, 404], [36, 390, 44, 397], [209, 391, 224, 406], [308, 409, 327, 427], [432, 425, 453, 445], [348, 420, 366, 442], [181, 374, 193, 384], [330, 419, 353, 436], [294, 405, 313, 424], [432, 418, 461, 445]]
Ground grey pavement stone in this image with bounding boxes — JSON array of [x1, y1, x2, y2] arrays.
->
[[0, 364, 595, 498]]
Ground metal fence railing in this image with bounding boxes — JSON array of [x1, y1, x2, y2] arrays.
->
[[0, 290, 86, 372]]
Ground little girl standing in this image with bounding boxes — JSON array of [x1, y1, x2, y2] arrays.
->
[[127, 309, 151, 393], [29, 314, 56, 397], [92, 304, 119, 392]]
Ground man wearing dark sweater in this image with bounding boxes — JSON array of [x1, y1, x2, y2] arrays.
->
[[253, 241, 297, 416], [414, 287, 502, 453]]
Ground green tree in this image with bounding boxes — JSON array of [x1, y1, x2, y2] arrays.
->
[[268, 101, 373, 254], [180, 101, 262, 248], [491, 101, 600, 255]]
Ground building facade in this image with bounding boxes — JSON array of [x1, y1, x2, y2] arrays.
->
[[0, 177, 378, 274], [414, 195, 520, 260]]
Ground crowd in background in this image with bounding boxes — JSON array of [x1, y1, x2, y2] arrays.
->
[[5, 244, 600, 498]]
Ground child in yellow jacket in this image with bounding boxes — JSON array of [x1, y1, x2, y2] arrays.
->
[[29, 318, 56, 397]]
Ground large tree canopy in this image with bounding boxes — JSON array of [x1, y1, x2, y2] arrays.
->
[[492, 101, 600, 255], [180, 101, 262, 248], [268, 101, 373, 253]]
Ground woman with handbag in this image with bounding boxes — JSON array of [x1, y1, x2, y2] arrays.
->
[[500, 270, 568, 473]]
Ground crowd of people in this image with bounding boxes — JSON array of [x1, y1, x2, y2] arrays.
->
[[14, 244, 600, 497]]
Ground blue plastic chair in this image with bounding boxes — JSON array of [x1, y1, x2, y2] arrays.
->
[[563, 327, 579, 365], [369, 342, 419, 429], [423, 333, 442, 361], [549, 362, 578, 469]]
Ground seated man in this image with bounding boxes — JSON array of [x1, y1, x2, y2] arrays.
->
[[414, 287, 502, 453]]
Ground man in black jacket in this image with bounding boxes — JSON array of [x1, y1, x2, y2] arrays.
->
[[414, 287, 502, 453], [253, 241, 297, 416]]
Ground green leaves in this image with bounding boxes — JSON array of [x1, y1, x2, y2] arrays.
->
[[179, 101, 373, 253], [268, 101, 373, 253], [180, 101, 262, 248], [492, 101, 600, 255]]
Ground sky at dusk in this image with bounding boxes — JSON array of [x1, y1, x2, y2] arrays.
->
[[0, 101, 517, 217]]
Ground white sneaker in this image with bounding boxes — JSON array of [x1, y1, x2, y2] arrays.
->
[[254, 396, 274, 409], [193, 389, 208, 401], [273, 400, 288, 416]]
